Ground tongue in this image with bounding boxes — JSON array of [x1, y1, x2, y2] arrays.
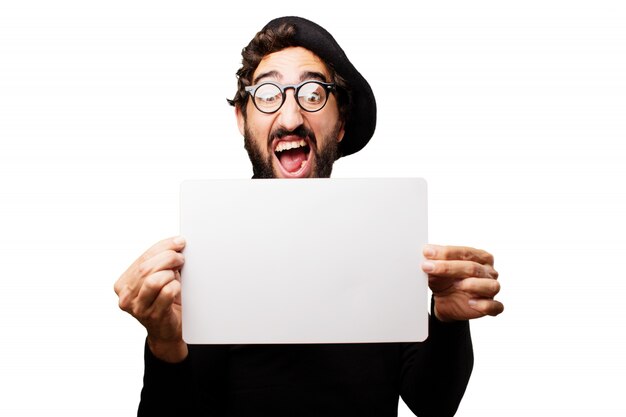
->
[[278, 148, 308, 173]]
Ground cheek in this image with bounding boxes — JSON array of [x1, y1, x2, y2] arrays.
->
[[314, 119, 341, 144], [311, 105, 342, 142], [245, 117, 273, 152]]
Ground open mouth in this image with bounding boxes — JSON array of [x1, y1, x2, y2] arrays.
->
[[273, 136, 312, 177]]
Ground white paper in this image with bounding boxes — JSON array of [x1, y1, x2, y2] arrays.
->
[[180, 178, 428, 344]]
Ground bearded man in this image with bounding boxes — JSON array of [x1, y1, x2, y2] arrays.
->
[[114, 16, 504, 417]]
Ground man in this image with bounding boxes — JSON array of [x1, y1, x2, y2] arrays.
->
[[114, 16, 504, 417]]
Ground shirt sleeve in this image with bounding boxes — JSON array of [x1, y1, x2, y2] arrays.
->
[[138, 341, 231, 417], [137, 340, 198, 417], [399, 302, 474, 417]]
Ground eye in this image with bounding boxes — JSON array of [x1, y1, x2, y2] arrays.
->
[[298, 83, 325, 107], [257, 92, 280, 103], [302, 91, 321, 104], [253, 84, 283, 110]]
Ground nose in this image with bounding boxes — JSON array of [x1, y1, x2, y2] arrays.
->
[[276, 89, 304, 131]]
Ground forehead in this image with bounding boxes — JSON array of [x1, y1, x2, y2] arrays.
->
[[253, 46, 331, 82]]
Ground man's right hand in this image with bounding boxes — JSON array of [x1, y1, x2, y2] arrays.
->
[[114, 236, 188, 363]]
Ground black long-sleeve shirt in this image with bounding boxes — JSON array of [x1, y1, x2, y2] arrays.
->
[[138, 313, 473, 417]]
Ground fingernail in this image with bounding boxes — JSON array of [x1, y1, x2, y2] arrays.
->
[[422, 261, 435, 273], [468, 299, 477, 307], [173, 236, 186, 245], [423, 245, 436, 258]]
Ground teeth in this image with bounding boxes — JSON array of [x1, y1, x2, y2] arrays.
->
[[275, 139, 307, 153]]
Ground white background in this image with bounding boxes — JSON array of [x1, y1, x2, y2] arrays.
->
[[1, 1, 624, 416]]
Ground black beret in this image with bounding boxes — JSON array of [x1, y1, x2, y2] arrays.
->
[[262, 16, 376, 158]]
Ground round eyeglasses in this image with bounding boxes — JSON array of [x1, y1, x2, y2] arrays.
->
[[245, 80, 336, 114]]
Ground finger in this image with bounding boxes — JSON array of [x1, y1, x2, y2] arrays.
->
[[422, 260, 497, 279], [138, 250, 185, 278], [150, 279, 181, 319], [139, 236, 186, 264], [114, 236, 185, 295], [455, 277, 501, 298], [117, 284, 135, 312], [424, 244, 494, 265], [468, 298, 504, 317], [174, 270, 182, 305], [135, 270, 178, 314]]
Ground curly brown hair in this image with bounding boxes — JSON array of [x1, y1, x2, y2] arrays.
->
[[227, 22, 351, 122]]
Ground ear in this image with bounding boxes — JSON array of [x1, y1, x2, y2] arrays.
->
[[337, 121, 346, 143], [235, 106, 245, 136]]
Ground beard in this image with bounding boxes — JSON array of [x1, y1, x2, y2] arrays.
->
[[243, 122, 341, 179]]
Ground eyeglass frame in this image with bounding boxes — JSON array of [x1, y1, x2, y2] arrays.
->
[[244, 80, 337, 114]]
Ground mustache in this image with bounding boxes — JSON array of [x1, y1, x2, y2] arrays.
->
[[270, 125, 316, 145]]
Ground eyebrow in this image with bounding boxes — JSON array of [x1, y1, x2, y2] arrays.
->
[[253, 70, 329, 85]]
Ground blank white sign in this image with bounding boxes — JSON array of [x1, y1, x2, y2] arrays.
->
[[180, 178, 428, 344]]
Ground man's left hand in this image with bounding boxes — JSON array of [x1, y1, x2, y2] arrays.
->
[[422, 244, 504, 322]]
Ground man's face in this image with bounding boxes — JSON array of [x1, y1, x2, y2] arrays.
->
[[236, 47, 345, 178]]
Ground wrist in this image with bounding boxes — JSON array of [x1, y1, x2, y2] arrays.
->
[[147, 336, 188, 363]]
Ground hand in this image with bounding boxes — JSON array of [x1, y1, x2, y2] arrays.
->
[[114, 236, 188, 363], [422, 244, 504, 322]]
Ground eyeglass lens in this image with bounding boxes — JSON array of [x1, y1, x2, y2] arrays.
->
[[253, 82, 328, 113]]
